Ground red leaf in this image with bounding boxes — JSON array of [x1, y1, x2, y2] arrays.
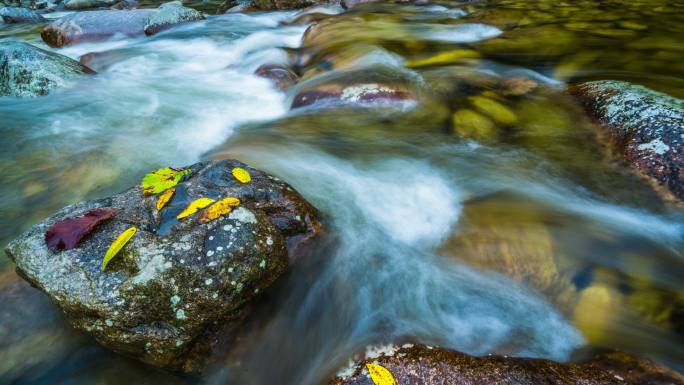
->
[[45, 208, 117, 251]]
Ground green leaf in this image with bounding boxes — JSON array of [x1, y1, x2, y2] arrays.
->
[[141, 167, 190, 196], [102, 226, 137, 270]]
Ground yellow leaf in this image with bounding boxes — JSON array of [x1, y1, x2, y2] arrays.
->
[[102, 226, 137, 270], [199, 197, 241, 224], [405, 49, 480, 68], [177, 198, 216, 220], [156, 188, 175, 211], [366, 363, 397, 385], [141, 167, 190, 196], [232, 167, 251, 184]]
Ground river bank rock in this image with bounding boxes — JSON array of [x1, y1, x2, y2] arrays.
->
[[143, 1, 203, 35], [330, 344, 684, 385], [0, 6, 44, 22], [6, 160, 322, 371], [569, 80, 684, 202], [0, 40, 94, 97], [63, 0, 117, 9]]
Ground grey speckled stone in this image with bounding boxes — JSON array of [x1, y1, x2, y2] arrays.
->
[[331, 344, 684, 385], [0, 6, 45, 23], [6, 160, 322, 371], [143, 1, 203, 35], [0, 40, 93, 98], [570, 80, 684, 202]]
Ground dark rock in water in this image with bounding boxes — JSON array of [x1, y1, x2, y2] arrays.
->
[[0, 40, 94, 98], [291, 74, 419, 110], [143, 1, 204, 36], [79, 49, 131, 71], [0, 6, 45, 23], [109, 0, 139, 10], [250, 0, 315, 10], [63, 0, 118, 9], [6, 160, 322, 371], [569, 81, 684, 202], [255, 64, 298, 90], [41, 9, 157, 48], [330, 344, 684, 385]]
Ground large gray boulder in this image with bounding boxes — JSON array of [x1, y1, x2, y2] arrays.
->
[[6, 160, 322, 371], [331, 344, 684, 385], [0, 40, 94, 98], [142, 1, 204, 36], [569, 81, 684, 202]]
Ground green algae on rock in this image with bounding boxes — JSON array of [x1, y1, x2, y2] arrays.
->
[[330, 344, 684, 385], [0, 40, 94, 97], [5, 160, 322, 371], [569, 80, 684, 202]]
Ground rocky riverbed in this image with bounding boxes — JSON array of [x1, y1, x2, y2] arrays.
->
[[1, 0, 683, 384]]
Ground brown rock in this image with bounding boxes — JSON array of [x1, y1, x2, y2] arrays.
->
[[330, 344, 684, 385], [255, 64, 299, 90]]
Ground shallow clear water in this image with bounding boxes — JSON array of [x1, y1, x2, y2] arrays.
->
[[1, 1, 683, 384]]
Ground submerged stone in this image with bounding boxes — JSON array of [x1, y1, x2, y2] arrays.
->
[[143, 1, 204, 36], [63, 0, 119, 9], [0, 6, 44, 23], [0, 40, 94, 98], [6, 160, 322, 371], [250, 0, 315, 10], [330, 344, 684, 385], [255, 64, 298, 90], [569, 80, 684, 202]]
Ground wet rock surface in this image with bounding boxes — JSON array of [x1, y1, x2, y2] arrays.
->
[[255, 63, 298, 90], [41, 9, 157, 47], [6, 160, 322, 371], [63, 0, 118, 9], [143, 1, 203, 36], [569, 81, 683, 202], [0, 6, 44, 23], [249, 0, 315, 11], [330, 344, 684, 385], [0, 40, 94, 97]]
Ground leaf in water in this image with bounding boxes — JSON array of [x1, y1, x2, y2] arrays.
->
[[231, 167, 251, 184], [141, 167, 191, 196], [45, 208, 117, 251], [156, 187, 176, 211], [102, 226, 137, 270], [198, 197, 241, 224], [366, 363, 397, 385], [177, 198, 216, 220]]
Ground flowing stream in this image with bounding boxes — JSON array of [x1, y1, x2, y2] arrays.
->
[[1, 1, 683, 384]]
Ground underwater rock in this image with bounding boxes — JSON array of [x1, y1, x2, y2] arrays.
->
[[41, 9, 156, 47], [330, 344, 684, 385], [0, 40, 94, 98], [255, 64, 299, 90], [569, 80, 684, 202], [0, 6, 44, 22], [143, 1, 204, 36], [6, 160, 322, 371]]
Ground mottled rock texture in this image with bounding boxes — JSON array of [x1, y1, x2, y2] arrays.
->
[[0, 40, 94, 97], [331, 344, 684, 385], [143, 1, 204, 36], [0, 6, 44, 23], [569, 81, 683, 202], [6, 160, 321, 371]]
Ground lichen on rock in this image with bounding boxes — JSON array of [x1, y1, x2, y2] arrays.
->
[[5, 160, 322, 371]]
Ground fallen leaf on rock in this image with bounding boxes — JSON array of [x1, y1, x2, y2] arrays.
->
[[141, 167, 190, 196], [199, 197, 241, 224], [366, 363, 397, 385], [232, 167, 251, 184], [45, 208, 117, 251], [177, 198, 216, 220], [156, 187, 175, 211], [102, 226, 137, 270]]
